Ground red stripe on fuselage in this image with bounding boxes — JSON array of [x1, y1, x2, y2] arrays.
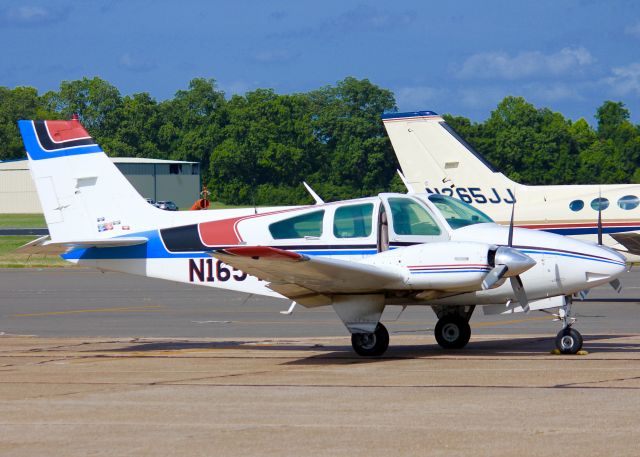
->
[[197, 206, 314, 246]]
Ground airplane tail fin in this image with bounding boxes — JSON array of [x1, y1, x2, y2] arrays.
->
[[18, 117, 164, 242], [382, 111, 517, 192]]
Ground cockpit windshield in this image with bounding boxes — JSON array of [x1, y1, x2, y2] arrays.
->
[[426, 194, 494, 229]]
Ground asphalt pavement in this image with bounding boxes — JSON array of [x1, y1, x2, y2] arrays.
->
[[1, 267, 639, 344], [2, 267, 640, 457]]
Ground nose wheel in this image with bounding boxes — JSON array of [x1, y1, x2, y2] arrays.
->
[[556, 327, 583, 354], [351, 323, 389, 356], [552, 296, 583, 354], [434, 315, 471, 349]]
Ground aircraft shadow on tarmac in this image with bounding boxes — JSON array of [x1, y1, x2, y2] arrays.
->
[[105, 334, 640, 364]]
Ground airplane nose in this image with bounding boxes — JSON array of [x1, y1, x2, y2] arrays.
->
[[587, 245, 627, 282]]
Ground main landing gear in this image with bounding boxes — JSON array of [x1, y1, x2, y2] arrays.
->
[[351, 323, 389, 356], [434, 315, 471, 349], [554, 297, 583, 354], [432, 305, 475, 350]]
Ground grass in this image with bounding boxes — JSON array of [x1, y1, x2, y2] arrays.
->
[[0, 236, 71, 268], [0, 213, 46, 228]]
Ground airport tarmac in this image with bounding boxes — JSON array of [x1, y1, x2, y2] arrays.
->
[[2, 268, 640, 339], [2, 268, 640, 456]]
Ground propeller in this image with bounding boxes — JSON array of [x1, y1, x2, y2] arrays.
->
[[482, 195, 536, 312]]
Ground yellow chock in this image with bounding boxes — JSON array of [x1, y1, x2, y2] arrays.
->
[[550, 349, 561, 355], [577, 350, 589, 356]]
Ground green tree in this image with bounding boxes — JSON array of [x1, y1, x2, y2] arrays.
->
[[99, 92, 162, 158], [44, 77, 123, 138], [159, 78, 227, 181], [482, 97, 577, 184], [209, 89, 318, 204], [0, 86, 58, 160], [595, 101, 629, 139], [307, 77, 397, 200]]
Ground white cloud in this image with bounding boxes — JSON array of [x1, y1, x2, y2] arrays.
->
[[10, 6, 47, 21], [458, 87, 505, 109], [0, 5, 60, 25], [118, 53, 156, 73], [394, 86, 442, 110], [254, 50, 298, 64], [456, 47, 594, 80], [604, 63, 640, 96], [625, 21, 640, 38], [525, 83, 583, 102]]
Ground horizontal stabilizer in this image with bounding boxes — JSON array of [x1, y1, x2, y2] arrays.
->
[[17, 235, 148, 255]]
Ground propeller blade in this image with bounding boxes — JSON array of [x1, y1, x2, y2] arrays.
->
[[510, 275, 530, 313], [508, 201, 515, 247], [482, 264, 508, 290], [609, 278, 622, 293]]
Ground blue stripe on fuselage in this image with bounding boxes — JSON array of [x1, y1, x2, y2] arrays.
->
[[535, 226, 640, 236], [62, 230, 623, 268]]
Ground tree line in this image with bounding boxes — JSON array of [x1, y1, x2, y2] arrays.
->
[[1, 77, 639, 205]]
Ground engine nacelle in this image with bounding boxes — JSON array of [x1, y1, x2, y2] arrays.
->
[[367, 241, 492, 291]]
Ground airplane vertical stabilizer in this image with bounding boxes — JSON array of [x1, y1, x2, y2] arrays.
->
[[382, 111, 518, 192], [18, 118, 167, 242]]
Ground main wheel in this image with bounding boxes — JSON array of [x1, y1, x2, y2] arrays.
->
[[351, 323, 389, 356], [435, 315, 471, 349], [555, 327, 583, 354]]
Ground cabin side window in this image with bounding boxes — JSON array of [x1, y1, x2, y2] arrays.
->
[[388, 197, 441, 236], [269, 210, 325, 239], [618, 195, 639, 210], [569, 200, 584, 212], [333, 203, 374, 238], [590, 197, 609, 211]]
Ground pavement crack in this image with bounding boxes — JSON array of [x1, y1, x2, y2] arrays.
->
[[153, 370, 277, 385], [554, 375, 640, 389]]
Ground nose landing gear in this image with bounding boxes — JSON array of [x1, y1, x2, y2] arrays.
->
[[554, 297, 583, 354], [556, 327, 583, 354]]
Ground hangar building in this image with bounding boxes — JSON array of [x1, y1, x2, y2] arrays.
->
[[0, 157, 201, 213]]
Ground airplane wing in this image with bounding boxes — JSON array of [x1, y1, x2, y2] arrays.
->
[[609, 233, 640, 256], [16, 235, 148, 255], [210, 246, 403, 307]]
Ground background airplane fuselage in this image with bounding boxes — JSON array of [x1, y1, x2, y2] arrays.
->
[[383, 112, 640, 260]]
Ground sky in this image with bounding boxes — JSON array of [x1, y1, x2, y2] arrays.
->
[[1, 0, 639, 123]]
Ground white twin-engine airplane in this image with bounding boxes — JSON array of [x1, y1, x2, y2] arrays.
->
[[383, 111, 640, 261], [17, 118, 626, 356]]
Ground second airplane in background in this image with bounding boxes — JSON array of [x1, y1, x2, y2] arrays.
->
[[383, 111, 640, 260]]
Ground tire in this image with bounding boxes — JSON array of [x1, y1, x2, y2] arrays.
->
[[555, 327, 583, 354], [351, 323, 389, 356], [435, 315, 471, 349]]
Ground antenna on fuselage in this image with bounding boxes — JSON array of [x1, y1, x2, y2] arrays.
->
[[396, 169, 414, 193], [303, 182, 324, 205]]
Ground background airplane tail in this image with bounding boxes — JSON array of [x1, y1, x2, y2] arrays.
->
[[18, 118, 164, 242], [382, 111, 517, 192]]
